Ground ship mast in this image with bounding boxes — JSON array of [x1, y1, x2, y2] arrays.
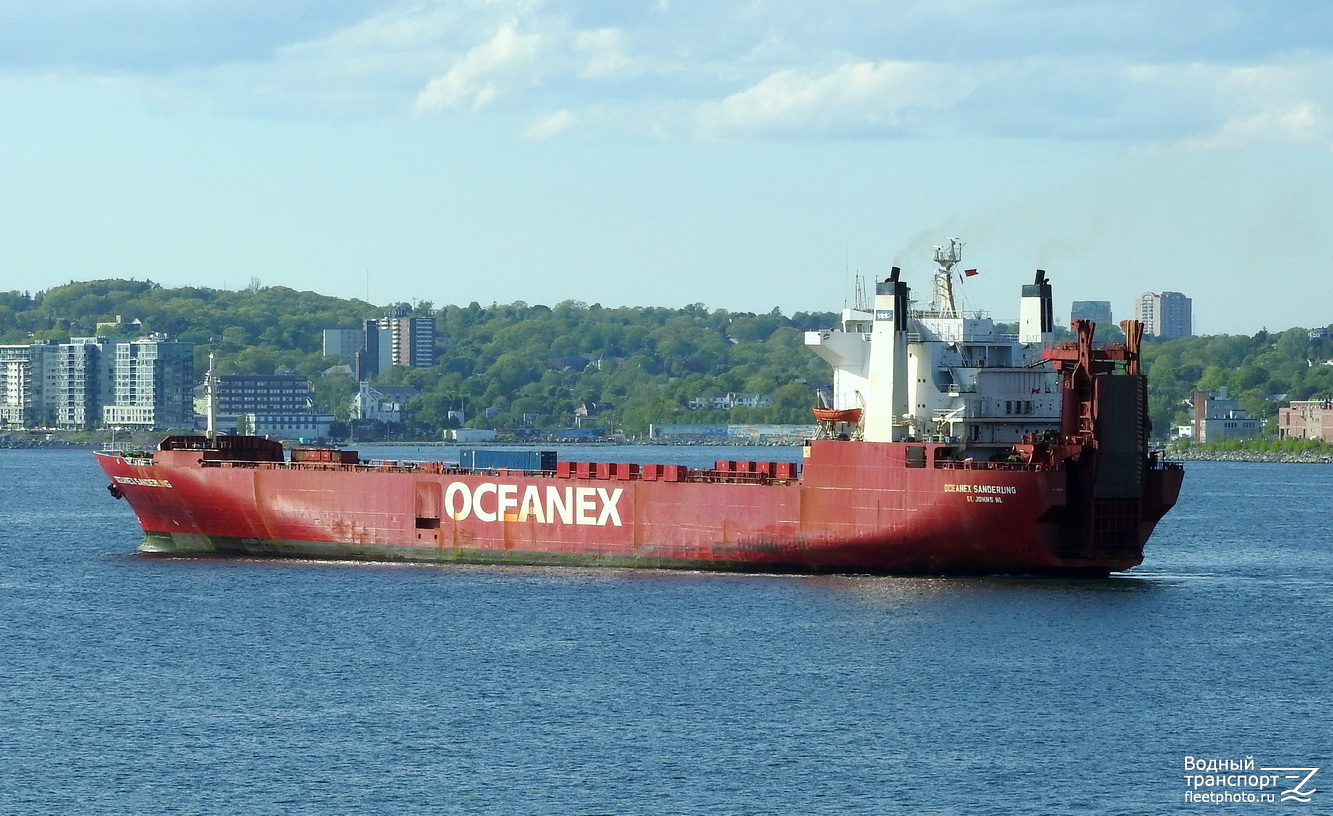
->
[[205, 353, 217, 442], [930, 238, 964, 317]]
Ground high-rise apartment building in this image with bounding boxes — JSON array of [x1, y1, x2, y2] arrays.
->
[[101, 336, 195, 429], [322, 329, 363, 365], [3, 325, 195, 430], [359, 319, 393, 380], [353, 312, 436, 380], [390, 316, 436, 369], [54, 336, 106, 429], [0, 345, 39, 428], [1135, 291, 1192, 339]]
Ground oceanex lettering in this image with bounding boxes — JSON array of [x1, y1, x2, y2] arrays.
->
[[443, 482, 624, 526]]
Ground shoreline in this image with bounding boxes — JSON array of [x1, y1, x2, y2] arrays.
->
[[1166, 449, 1333, 464], [5, 434, 1330, 462]]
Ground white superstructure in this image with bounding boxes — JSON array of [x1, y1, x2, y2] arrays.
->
[[805, 242, 1063, 450]]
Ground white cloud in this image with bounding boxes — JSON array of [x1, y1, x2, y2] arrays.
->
[[0, 1, 391, 74], [413, 18, 542, 113], [12, 0, 1333, 148], [1158, 105, 1330, 153], [575, 28, 632, 79], [293, 4, 462, 55], [1125, 58, 1333, 151], [523, 109, 576, 139], [694, 60, 982, 138]]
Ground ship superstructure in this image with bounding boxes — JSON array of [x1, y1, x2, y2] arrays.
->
[[97, 242, 1183, 576], [807, 240, 1060, 451]]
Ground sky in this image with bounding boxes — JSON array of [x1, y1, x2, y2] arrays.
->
[[2, 0, 1332, 335]]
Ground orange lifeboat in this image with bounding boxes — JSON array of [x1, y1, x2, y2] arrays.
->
[[812, 407, 862, 423]]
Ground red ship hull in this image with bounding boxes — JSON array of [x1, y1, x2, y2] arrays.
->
[[97, 438, 1183, 576]]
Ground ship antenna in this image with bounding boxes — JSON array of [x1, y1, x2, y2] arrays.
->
[[206, 353, 217, 442], [930, 238, 964, 318]]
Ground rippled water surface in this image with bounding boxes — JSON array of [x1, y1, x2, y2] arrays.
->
[[1, 448, 1329, 814]]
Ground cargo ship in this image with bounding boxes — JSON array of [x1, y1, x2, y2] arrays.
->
[[98, 240, 1183, 576]]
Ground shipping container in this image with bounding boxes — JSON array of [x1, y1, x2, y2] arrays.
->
[[459, 449, 557, 472]]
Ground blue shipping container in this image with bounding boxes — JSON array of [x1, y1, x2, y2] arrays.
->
[[460, 449, 557, 472]]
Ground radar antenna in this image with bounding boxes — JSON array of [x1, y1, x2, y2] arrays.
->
[[930, 238, 964, 318]]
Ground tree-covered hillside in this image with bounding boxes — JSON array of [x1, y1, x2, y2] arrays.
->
[[1, 279, 370, 365], [0, 280, 835, 435], [1141, 328, 1333, 433], [3, 279, 1330, 438]]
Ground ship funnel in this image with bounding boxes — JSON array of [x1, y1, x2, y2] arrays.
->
[[1019, 269, 1054, 344], [863, 276, 911, 442], [888, 266, 901, 284]]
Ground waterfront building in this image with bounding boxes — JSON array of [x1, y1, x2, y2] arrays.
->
[[5, 325, 197, 431], [242, 412, 336, 440], [101, 336, 195, 429], [211, 370, 337, 440], [1191, 388, 1261, 443], [1278, 399, 1333, 443], [0, 345, 39, 428], [53, 336, 113, 429], [216, 372, 313, 416]]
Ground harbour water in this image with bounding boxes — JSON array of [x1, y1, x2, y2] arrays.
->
[[1, 447, 1329, 814]]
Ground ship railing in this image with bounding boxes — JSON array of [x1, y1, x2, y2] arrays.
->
[[695, 471, 794, 486], [933, 458, 1047, 472], [912, 308, 990, 321], [1149, 454, 1185, 471], [199, 456, 805, 485]]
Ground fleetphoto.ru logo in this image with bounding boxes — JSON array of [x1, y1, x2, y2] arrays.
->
[[1184, 756, 1319, 805]]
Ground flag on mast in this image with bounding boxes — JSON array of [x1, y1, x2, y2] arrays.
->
[[963, 269, 979, 277]]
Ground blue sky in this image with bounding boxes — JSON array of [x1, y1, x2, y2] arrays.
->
[[2, 0, 1331, 335]]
